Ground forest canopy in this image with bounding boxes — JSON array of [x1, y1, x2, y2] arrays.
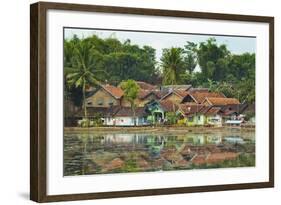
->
[[64, 34, 255, 106]]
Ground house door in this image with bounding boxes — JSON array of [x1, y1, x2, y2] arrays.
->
[[154, 112, 163, 124]]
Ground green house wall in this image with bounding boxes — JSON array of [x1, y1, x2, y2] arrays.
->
[[185, 114, 206, 126]]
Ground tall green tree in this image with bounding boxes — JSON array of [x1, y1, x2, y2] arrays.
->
[[103, 52, 140, 84], [184, 41, 198, 74], [228, 53, 255, 80], [120, 80, 140, 126], [197, 38, 230, 81], [64, 39, 101, 121], [161, 47, 185, 85]]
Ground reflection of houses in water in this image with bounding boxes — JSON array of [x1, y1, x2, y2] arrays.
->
[[100, 133, 166, 145], [99, 133, 224, 146], [207, 136, 222, 144], [223, 136, 245, 144], [185, 134, 222, 145], [100, 133, 166, 157], [100, 133, 147, 144]]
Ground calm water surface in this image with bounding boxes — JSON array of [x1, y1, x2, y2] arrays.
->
[[64, 130, 255, 176]]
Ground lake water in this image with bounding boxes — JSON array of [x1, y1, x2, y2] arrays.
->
[[63, 130, 255, 176]]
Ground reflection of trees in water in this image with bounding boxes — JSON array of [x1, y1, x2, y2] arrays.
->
[[64, 135, 101, 175], [145, 135, 165, 157], [64, 135, 84, 175]]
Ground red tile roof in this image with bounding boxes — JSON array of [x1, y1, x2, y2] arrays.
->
[[161, 85, 192, 91], [188, 91, 225, 103], [174, 90, 189, 98], [137, 90, 152, 99], [161, 90, 189, 101], [137, 89, 162, 100], [178, 104, 205, 116], [188, 88, 209, 93], [102, 84, 124, 99], [198, 106, 212, 114], [159, 100, 178, 112], [136, 81, 157, 90], [107, 106, 147, 117], [153, 90, 167, 98], [204, 107, 221, 115], [204, 97, 240, 106]]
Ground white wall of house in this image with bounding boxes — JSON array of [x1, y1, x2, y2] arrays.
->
[[104, 117, 148, 126], [195, 114, 205, 125], [206, 115, 222, 127]]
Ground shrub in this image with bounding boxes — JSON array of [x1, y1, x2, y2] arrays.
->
[[165, 112, 178, 125]]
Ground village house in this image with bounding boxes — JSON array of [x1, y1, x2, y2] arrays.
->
[[86, 82, 164, 108], [181, 90, 225, 104], [85, 84, 124, 107], [220, 104, 248, 122], [201, 106, 223, 127], [160, 89, 190, 105], [177, 104, 223, 127], [120, 81, 161, 107], [202, 97, 240, 106], [145, 99, 178, 124], [158, 85, 192, 105], [134, 89, 162, 107], [104, 106, 149, 126], [69, 80, 253, 127], [241, 103, 255, 124], [160, 84, 192, 92], [177, 104, 205, 126], [136, 81, 157, 90]]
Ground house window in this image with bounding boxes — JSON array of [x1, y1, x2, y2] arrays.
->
[[97, 98, 104, 106], [188, 116, 193, 122], [108, 100, 114, 106], [210, 118, 219, 122], [87, 101, 92, 105], [198, 116, 201, 121]]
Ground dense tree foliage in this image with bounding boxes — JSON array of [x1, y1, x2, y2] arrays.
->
[[64, 34, 158, 107], [197, 38, 230, 81], [64, 34, 256, 107], [65, 35, 158, 85], [206, 52, 255, 103], [184, 41, 198, 74], [64, 37, 102, 119], [160, 47, 185, 85]]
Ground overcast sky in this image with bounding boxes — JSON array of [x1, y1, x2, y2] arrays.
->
[[64, 28, 256, 65]]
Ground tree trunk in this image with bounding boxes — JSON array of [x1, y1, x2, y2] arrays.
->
[[132, 103, 136, 126], [82, 81, 88, 120]]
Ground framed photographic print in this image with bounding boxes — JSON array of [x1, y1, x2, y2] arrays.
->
[[30, 1, 274, 202]]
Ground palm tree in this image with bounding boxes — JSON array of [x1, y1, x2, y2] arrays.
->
[[161, 47, 185, 85], [64, 39, 101, 122]]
